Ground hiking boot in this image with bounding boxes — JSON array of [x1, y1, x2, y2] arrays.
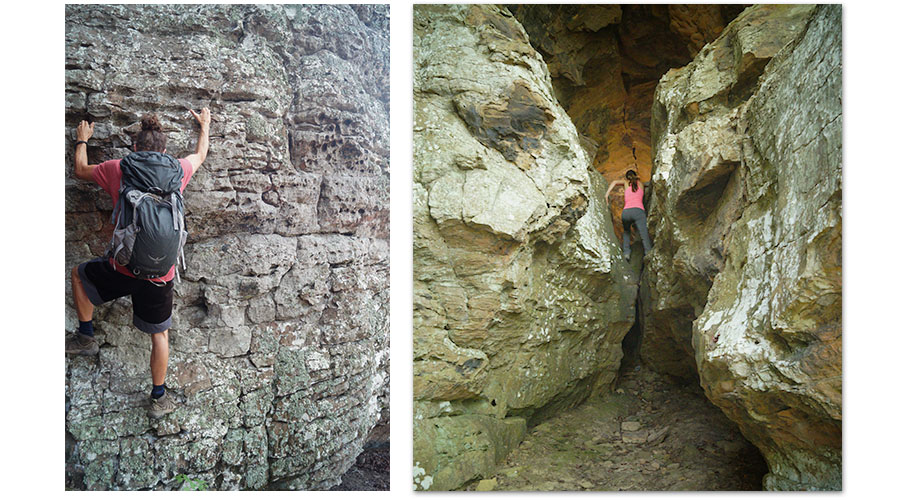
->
[[148, 392, 176, 418], [65, 332, 99, 356]]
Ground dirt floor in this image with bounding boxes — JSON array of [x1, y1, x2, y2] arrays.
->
[[465, 356, 768, 491], [331, 444, 390, 491]]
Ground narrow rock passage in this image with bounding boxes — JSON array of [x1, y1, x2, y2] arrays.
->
[[469, 355, 768, 491]]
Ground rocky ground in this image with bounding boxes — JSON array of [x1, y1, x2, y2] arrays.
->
[[466, 355, 767, 491], [331, 444, 390, 491]]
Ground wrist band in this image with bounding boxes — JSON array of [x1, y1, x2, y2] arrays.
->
[[75, 140, 88, 147]]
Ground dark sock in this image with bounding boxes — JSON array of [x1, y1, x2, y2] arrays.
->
[[151, 384, 166, 399], [78, 320, 94, 337]]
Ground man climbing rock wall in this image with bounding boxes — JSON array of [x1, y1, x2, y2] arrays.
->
[[65, 4, 389, 490]]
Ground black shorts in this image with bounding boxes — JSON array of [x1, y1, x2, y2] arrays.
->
[[77, 258, 174, 334]]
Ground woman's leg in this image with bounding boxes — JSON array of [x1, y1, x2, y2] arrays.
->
[[635, 210, 652, 253], [621, 211, 633, 259]]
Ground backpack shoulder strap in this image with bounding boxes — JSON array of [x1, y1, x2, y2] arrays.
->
[[110, 185, 131, 225]]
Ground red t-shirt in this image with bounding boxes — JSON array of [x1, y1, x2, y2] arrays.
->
[[93, 157, 195, 282]]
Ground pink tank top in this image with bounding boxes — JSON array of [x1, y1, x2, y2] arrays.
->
[[623, 182, 644, 210]]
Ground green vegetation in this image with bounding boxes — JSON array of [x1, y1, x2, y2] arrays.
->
[[174, 474, 209, 491]]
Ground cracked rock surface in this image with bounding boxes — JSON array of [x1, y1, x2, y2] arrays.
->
[[65, 4, 389, 490]]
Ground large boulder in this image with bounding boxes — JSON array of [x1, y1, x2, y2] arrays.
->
[[413, 4, 634, 490], [65, 4, 389, 490], [642, 4, 841, 490]]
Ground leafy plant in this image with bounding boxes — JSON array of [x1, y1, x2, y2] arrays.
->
[[174, 473, 209, 491]]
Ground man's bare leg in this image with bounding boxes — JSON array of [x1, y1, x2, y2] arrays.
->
[[148, 329, 175, 417], [71, 266, 94, 322], [150, 330, 169, 387], [66, 266, 99, 355]]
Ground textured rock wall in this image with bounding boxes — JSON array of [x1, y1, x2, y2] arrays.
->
[[413, 4, 635, 490], [64, 4, 389, 490], [643, 4, 841, 490], [510, 4, 744, 241]]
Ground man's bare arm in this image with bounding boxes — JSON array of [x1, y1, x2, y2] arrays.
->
[[73, 120, 98, 182], [185, 108, 211, 172]]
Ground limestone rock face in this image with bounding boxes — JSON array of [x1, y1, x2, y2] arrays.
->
[[643, 5, 841, 490], [413, 4, 635, 490], [511, 4, 743, 241], [65, 4, 389, 490]]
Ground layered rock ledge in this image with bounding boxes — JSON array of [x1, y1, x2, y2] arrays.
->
[[65, 4, 389, 490]]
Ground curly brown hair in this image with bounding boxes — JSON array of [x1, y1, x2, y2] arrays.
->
[[135, 114, 167, 152]]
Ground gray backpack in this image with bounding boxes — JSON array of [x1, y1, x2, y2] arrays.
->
[[107, 151, 187, 281]]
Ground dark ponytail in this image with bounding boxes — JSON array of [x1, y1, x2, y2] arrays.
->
[[135, 114, 167, 152], [626, 169, 639, 192]]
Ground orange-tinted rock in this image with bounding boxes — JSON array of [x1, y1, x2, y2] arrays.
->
[[668, 5, 739, 57], [513, 4, 743, 240]]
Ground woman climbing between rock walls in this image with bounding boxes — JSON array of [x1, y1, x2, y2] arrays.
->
[[605, 167, 652, 261]]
